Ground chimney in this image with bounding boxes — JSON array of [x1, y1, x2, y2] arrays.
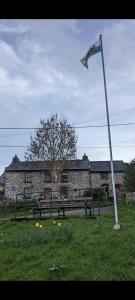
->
[[82, 153, 89, 161], [12, 154, 20, 163]]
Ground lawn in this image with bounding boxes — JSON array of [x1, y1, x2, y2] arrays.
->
[[0, 203, 135, 280]]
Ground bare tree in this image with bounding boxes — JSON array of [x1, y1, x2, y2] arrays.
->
[[25, 114, 78, 182]]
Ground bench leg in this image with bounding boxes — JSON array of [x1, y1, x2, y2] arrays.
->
[[85, 207, 91, 216], [58, 208, 65, 217]]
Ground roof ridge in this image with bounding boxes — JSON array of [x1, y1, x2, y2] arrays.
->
[[90, 160, 124, 163], [11, 159, 124, 163]]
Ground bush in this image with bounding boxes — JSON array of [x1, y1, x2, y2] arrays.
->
[[14, 199, 38, 211], [94, 188, 106, 201], [83, 188, 92, 198], [0, 198, 38, 215], [83, 188, 105, 201], [0, 201, 24, 214], [0, 202, 14, 215]]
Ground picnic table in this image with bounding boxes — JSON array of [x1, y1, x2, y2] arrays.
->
[[32, 197, 94, 217]]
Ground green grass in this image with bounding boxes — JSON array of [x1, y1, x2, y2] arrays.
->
[[0, 203, 135, 280]]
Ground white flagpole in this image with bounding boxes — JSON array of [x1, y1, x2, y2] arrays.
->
[[100, 34, 120, 229]]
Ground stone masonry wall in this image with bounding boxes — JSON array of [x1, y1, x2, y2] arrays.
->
[[125, 192, 135, 203], [4, 170, 125, 200], [91, 172, 125, 196], [4, 170, 91, 200]]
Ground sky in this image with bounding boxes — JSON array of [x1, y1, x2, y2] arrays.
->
[[0, 19, 135, 174]]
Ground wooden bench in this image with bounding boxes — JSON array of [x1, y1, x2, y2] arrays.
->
[[32, 197, 93, 217]]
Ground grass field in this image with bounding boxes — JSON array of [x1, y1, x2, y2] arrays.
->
[[0, 203, 135, 281]]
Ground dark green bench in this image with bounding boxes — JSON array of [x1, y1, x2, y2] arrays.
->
[[33, 197, 93, 217]]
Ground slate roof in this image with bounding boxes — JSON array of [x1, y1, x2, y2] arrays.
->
[[5, 159, 126, 172], [90, 161, 127, 172]]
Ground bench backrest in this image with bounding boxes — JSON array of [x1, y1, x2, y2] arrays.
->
[[40, 197, 92, 203], [38, 197, 94, 208]]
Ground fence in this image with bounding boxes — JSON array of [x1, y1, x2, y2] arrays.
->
[[13, 187, 102, 219]]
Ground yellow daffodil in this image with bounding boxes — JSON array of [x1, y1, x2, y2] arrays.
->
[[53, 220, 56, 224], [35, 223, 40, 227], [39, 224, 43, 229], [58, 222, 62, 227]]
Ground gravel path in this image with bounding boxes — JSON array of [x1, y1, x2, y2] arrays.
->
[[63, 205, 113, 216]]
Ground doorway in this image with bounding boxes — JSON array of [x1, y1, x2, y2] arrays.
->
[[44, 188, 52, 201]]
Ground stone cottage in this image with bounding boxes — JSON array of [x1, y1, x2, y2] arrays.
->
[[0, 172, 5, 198], [4, 154, 126, 201]]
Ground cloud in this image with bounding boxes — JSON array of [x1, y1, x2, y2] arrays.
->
[[0, 21, 28, 34], [0, 19, 135, 174]]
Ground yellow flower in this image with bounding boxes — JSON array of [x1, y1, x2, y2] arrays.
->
[[39, 224, 43, 229], [53, 220, 56, 224], [35, 223, 40, 227], [58, 222, 62, 227]]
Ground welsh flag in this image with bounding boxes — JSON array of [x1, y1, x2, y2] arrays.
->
[[80, 37, 101, 69]]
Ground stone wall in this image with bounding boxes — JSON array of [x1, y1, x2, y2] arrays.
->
[[4, 169, 125, 201], [4, 170, 91, 200], [125, 192, 135, 203], [5, 172, 25, 200], [91, 172, 125, 196]]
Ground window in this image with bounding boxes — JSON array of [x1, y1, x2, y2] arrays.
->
[[45, 171, 52, 182], [101, 173, 108, 180], [61, 172, 68, 182], [61, 186, 68, 198], [25, 172, 32, 182], [24, 187, 32, 199]]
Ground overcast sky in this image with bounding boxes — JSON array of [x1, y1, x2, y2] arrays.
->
[[0, 19, 135, 174]]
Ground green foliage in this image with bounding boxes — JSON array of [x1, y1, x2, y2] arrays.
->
[[0, 202, 14, 215], [83, 188, 93, 197], [124, 159, 135, 192], [0, 199, 39, 219], [83, 188, 105, 201], [1, 228, 53, 249], [0, 223, 74, 250]]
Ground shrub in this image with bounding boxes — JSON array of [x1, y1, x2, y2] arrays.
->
[[0, 202, 13, 215], [94, 188, 106, 201], [83, 188, 105, 201], [10, 199, 38, 213]]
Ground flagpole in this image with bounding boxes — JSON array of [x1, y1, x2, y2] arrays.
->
[[100, 34, 120, 229]]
